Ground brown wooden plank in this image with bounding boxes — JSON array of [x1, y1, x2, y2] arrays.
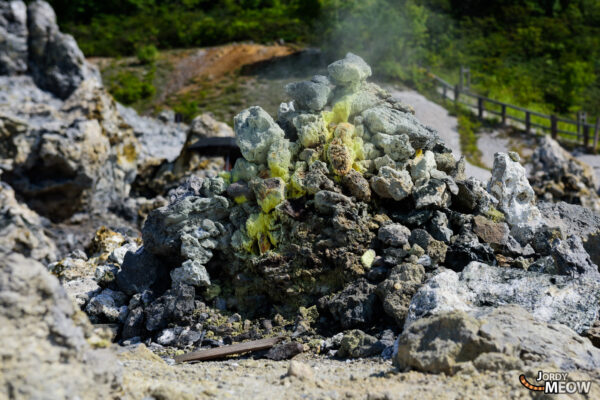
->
[[174, 337, 284, 363]]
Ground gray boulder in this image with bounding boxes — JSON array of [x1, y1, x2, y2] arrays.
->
[[406, 262, 600, 333], [324, 278, 378, 329], [27, 1, 99, 99], [488, 152, 542, 235], [327, 52, 371, 86], [394, 305, 600, 374], [539, 201, 600, 267], [170, 259, 211, 288], [285, 77, 331, 111], [234, 106, 285, 164], [0, 1, 27, 75], [0, 253, 122, 399], [116, 248, 165, 296], [362, 105, 438, 149], [378, 223, 411, 247]]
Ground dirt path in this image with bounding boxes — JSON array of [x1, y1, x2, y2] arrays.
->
[[388, 89, 492, 182], [117, 345, 559, 400]]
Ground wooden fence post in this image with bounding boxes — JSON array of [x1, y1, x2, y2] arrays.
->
[[583, 124, 590, 149], [525, 111, 531, 134], [501, 104, 507, 125], [454, 84, 459, 105], [477, 97, 484, 119], [551, 115, 558, 139], [593, 118, 600, 153], [442, 85, 447, 99]]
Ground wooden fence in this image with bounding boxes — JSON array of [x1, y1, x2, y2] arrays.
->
[[427, 69, 600, 151]]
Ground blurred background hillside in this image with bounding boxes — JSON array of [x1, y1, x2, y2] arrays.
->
[[47, 0, 600, 119]]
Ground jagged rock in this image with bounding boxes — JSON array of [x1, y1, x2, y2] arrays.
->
[[472, 215, 509, 248], [488, 152, 541, 235], [285, 77, 331, 111], [427, 211, 453, 243], [234, 106, 285, 164], [341, 169, 371, 202], [117, 248, 166, 296], [63, 277, 101, 308], [444, 230, 495, 270], [337, 329, 385, 358], [394, 305, 600, 374], [0, 1, 27, 75], [530, 136, 600, 211], [376, 263, 425, 327], [539, 201, 600, 267], [378, 223, 411, 247], [0, 182, 57, 262], [252, 177, 286, 213], [117, 104, 187, 163], [327, 53, 372, 86], [410, 150, 436, 182], [372, 132, 414, 162], [142, 178, 229, 259], [406, 262, 600, 333], [551, 234, 599, 278], [27, 1, 100, 99], [370, 166, 413, 201], [94, 264, 119, 287], [265, 342, 305, 361], [121, 307, 145, 340], [413, 179, 449, 209], [324, 278, 378, 329], [362, 106, 438, 149], [144, 284, 195, 332], [0, 74, 139, 221], [170, 259, 211, 288], [85, 288, 128, 323], [0, 253, 122, 399]]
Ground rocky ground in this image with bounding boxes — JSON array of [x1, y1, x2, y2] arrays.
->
[[2, 2, 600, 400]]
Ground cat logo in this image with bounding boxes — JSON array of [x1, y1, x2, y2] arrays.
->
[[519, 371, 592, 394]]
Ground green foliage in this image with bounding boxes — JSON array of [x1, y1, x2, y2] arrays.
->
[[50, 0, 316, 57], [49, 0, 600, 119], [108, 69, 156, 105], [136, 44, 158, 65], [456, 109, 484, 168]]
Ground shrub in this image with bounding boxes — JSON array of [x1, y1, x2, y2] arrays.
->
[[136, 44, 158, 65], [108, 70, 156, 105]]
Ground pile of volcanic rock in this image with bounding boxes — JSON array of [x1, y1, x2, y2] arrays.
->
[[529, 135, 600, 212], [59, 53, 600, 373]]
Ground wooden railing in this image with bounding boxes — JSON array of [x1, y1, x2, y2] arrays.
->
[[427, 69, 600, 151]]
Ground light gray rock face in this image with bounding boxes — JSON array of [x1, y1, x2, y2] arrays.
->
[[370, 166, 413, 201], [327, 52, 372, 86], [0, 1, 27, 75], [394, 305, 600, 375], [234, 106, 285, 164], [170, 259, 211, 288], [117, 103, 187, 163], [362, 106, 439, 150], [539, 201, 600, 267], [0, 253, 122, 400], [85, 288, 128, 323], [0, 76, 139, 222], [285, 77, 331, 111], [488, 152, 541, 229], [63, 277, 101, 308], [27, 1, 99, 99], [0, 181, 57, 262], [372, 132, 414, 162], [406, 262, 600, 333], [530, 136, 600, 211]]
